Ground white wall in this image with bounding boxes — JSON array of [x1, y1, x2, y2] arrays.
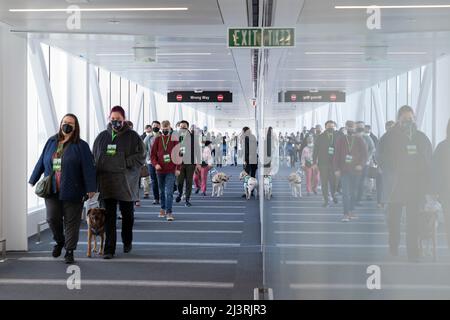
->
[[0, 24, 28, 251]]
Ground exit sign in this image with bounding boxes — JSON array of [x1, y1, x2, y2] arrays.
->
[[228, 27, 295, 48]]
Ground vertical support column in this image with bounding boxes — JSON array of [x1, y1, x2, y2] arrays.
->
[[28, 39, 58, 135], [416, 64, 432, 130], [432, 57, 437, 148], [149, 90, 158, 121], [89, 65, 107, 130], [327, 103, 333, 121], [85, 62, 90, 144], [131, 86, 144, 127], [0, 26, 28, 251], [356, 90, 366, 122], [372, 85, 386, 137]]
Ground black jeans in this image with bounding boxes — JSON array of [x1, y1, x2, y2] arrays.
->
[[148, 164, 160, 201], [177, 164, 196, 200], [319, 165, 337, 203], [387, 200, 420, 260], [103, 199, 134, 255], [45, 195, 83, 251]]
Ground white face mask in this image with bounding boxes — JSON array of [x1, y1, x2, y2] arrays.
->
[[308, 143, 313, 147]]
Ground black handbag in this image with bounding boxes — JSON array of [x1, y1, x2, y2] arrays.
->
[[35, 172, 54, 198]]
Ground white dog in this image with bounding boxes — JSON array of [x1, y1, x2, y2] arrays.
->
[[263, 175, 273, 200], [288, 171, 302, 198], [211, 172, 230, 197], [239, 171, 258, 200]]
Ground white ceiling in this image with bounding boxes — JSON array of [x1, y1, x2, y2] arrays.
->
[[1, 0, 450, 121]]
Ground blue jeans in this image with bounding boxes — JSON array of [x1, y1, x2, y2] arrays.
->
[[341, 173, 359, 215], [157, 173, 176, 213], [148, 164, 159, 201]]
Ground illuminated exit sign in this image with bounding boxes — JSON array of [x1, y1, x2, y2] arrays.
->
[[228, 28, 295, 48]]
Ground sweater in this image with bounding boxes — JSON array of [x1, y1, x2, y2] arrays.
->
[[333, 134, 368, 174], [150, 134, 181, 174]]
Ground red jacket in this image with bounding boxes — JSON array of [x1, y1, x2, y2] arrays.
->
[[151, 134, 181, 174], [333, 134, 368, 174]]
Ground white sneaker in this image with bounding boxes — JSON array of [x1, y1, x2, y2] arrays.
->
[[341, 215, 350, 222], [166, 213, 174, 221]]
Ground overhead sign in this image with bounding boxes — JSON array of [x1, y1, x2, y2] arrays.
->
[[168, 91, 232, 103], [228, 28, 262, 48], [263, 28, 295, 47], [279, 91, 346, 103], [228, 27, 295, 48]]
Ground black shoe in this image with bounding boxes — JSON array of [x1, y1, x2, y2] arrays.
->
[[202, 192, 207, 196], [64, 250, 75, 264], [123, 244, 132, 253], [195, 188, 200, 194], [103, 253, 114, 260], [118, 215, 122, 220], [175, 196, 182, 203], [242, 194, 246, 198], [153, 200, 160, 205], [52, 244, 64, 258], [185, 200, 192, 207]]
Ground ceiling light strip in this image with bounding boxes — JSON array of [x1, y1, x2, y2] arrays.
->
[[10, 7, 188, 12], [335, 5, 450, 9]]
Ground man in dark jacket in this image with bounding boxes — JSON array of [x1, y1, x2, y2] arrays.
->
[[432, 119, 450, 250], [382, 106, 433, 262], [175, 120, 201, 207], [333, 120, 368, 222], [93, 106, 146, 259], [313, 120, 339, 207]]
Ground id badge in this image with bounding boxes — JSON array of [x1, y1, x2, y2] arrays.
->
[[328, 146, 335, 155], [53, 158, 62, 171], [407, 145, 417, 155], [106, 144, 117, 156], [179, 146, 186, 156], [163, 154, 171, 163], [345, 154, 353, 164]]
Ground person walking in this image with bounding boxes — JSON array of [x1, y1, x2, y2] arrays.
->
[[151, 120, 181, 221], [93, 106, 146, 259], [194, 140, 214, 196], [333, 120, 368, 222], [143, 121, 161, 205], [381, 106, 433, 262], [175, 120, 201, 207], [29, 114, 96, 264], [313, 120, 339, 207], [301, 136, 319, 195]]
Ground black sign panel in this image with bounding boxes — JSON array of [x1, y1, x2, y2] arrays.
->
[[168, 91, 232, 103], [279, 91, 346, 103]]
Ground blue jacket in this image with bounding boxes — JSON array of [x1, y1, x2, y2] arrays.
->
[[29, 135, 97, 202]]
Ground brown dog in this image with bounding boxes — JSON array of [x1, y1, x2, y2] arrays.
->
[[86, 208, 106, 257]]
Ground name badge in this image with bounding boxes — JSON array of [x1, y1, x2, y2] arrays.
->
[[407, 145, 417, 155], [163, 154, 171, 163], [53, 158, 62, 171], [179, 146, 186, 156], [106, 144, 117, 156], [328, 147, 335, 155], [345, 154, 353, 164]]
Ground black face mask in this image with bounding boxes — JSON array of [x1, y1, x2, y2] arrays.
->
[[347, 128, 355, 135], [326, 128, 334, 134], [111, 120, 123, 131], [401, 119, 415, 130], [162, 129, 170, 136], [62, 124, 74, 134], [153, 127, 160, 133]]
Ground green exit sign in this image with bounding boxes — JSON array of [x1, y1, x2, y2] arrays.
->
[[263, 28, 295, 47], [228, 28, 262, 48], [228, 27, 295, 48]]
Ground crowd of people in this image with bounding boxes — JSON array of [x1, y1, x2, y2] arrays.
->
[[29, 104, 450, 264]]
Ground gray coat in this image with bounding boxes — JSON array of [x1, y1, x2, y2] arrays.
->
[[93, 123, 146, 202]]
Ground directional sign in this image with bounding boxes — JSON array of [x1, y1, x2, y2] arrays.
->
[[168, 91, 233, 103], [263, 28, 295, 47], [228, 28, 262, 48], [279, 91, 346, 103], [228, 27, 295, 48]]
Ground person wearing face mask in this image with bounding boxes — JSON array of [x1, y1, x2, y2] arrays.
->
[[194, 140, 214, 196], [375, 120, 396, 208], [93, 106, 146, 259], [355, 121, 376, 205], [141, 125, 152, 141], [333, 120, 368, 222], [140, 125, 153, 199], [151, 120, 181, 221], [29, 114, 96, 264], [175, 120, 201, 207], [144, 121, 162, 205], [301, 136, 319, 195], [313, 120, 339, 207], [381, 106, 433, 262]]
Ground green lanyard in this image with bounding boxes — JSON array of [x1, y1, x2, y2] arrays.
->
[[345, 136, 354, 153], [328, 133, 334, 146], [56, 142, 64, 157], [112, 131, 117, 142], [161, 135, 170, 152]]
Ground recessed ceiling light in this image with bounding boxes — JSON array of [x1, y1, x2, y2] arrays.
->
[[9, 7, 188, 12], [335, 5, 450, 9]]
